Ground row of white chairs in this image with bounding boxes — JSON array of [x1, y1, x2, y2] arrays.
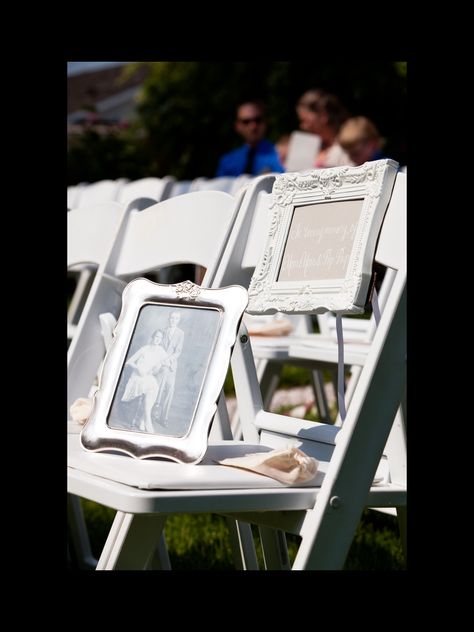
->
[[67, 175, 255, 210], [67, 172, 372, 421], [69, 169, 407, 211], [67, 162, 406, 570]]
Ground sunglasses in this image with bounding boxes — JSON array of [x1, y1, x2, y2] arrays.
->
[[238, 116, 263, 125]]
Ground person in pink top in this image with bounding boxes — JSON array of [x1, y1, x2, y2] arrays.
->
[[296, 89, 353, 168]]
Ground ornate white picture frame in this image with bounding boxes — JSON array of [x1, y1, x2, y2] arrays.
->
[[81, 279, 248, 464], [247, 159, 398, 315]]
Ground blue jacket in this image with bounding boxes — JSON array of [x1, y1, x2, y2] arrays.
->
[[216, 139, 284, 177]]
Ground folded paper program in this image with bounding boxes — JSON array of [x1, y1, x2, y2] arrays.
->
[[218, 446, 319, 484]]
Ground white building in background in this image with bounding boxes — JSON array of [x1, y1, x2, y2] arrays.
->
[[67, 62, 127, 77], [67, 62, 148, 127]]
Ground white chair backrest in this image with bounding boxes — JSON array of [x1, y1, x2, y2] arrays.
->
[[67, 184, 86, 209], [114, 192, 236, 277], [222, 184, 312, 338], [75, 179, 126, 208], [117, 177, 175, 206], [190, 177, 238, 194], [230, 175, 253, 196], [67, 191, 239, 411], [169, 180, 193, 197], [212, 177, 276, 289], [68, 202, 127, 269]]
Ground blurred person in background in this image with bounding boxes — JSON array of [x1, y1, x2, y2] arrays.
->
[[296, 89, 353, 168], [216, 100, 284, 176], [337, 116, 384, 166], [275, 134, 290, 170]]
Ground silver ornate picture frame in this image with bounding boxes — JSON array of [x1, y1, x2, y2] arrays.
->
[[247, 159, 398, 315], [81, 279, 248, 463]]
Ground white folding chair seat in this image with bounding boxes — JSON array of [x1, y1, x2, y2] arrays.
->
[[68, 165, 406, 570]]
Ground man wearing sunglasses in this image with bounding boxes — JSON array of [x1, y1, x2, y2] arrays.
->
[[216, 100, 285, 177]]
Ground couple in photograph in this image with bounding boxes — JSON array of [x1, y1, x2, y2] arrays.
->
[[121, 311, 184, 433]]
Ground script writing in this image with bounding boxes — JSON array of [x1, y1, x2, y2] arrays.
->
[[278, 199, 363, 281]]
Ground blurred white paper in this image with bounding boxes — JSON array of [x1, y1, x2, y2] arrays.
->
[[285, 131, 321, 172]]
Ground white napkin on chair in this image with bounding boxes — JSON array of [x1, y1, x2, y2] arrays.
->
[[218, 446, 319, 484], [70, 397, 93, 425]]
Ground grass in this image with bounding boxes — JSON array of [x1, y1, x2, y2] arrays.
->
[[77, 501, 405, 570]]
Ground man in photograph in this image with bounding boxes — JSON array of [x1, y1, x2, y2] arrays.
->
[[153, 311, 184, 425]]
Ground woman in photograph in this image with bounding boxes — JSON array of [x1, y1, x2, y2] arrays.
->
[[121, 329, 170, 433]]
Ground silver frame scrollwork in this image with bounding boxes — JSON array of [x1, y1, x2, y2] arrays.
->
[[80, 279, 248, 464], [247, 159, 399, 315]]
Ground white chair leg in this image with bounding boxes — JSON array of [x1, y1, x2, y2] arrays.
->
[[145, 533, 172, 570], [256, 359, 281, 410], [226, 519, 259, 570], [209, 391, 234, 440], [344, 365, 362, 408], [259, 527, 291, 570], [310, 369, 331, 423], [397, 506, 407, 563], [68, 268, 95, 325], [67, 494, 97, 570], [96, 512, 168, 570]]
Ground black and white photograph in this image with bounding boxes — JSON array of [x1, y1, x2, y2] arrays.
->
[[80, 279, 248, 462], [108, 303, 221, 437]]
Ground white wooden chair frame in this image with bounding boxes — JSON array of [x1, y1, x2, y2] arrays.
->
[[68, 169, 406, 570], [67, 188, 254, 569]]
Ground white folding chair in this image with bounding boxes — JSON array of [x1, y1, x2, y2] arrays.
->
[[68, 198, 158, 346], [74, 179, 127, 208], [190, 176, 239, 194], [168, 180, 193, 197], [67, 183, 86, 209], [68, 165, 406, 570], [68, 202, 131, 342], [67, 189, 245, 419], [117, 177, 175, 206], [68, 187, 263, 569]]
